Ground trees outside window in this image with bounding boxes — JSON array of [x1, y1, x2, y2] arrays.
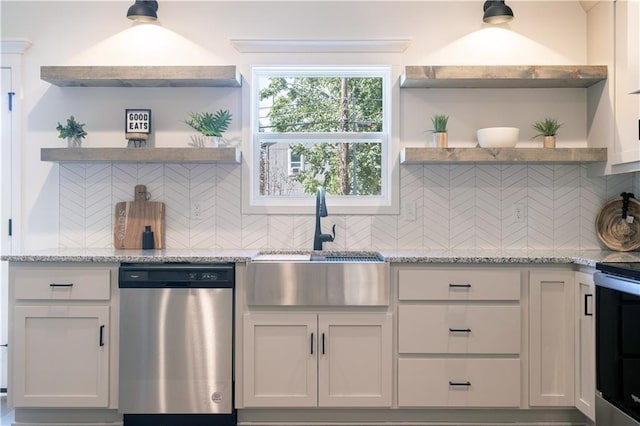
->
[[252, 67, 390, 208]]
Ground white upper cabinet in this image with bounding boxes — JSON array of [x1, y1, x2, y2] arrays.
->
[[610, 0, 640, 172]]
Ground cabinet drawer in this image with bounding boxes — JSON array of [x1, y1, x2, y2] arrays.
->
[[398, 305, 520, 354], [14, 268, 111, 300], [398, 358, 520, 407], [398, 269, 521, 301]]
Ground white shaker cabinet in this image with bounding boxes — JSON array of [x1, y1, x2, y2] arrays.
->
[[397, 267, 522, 408], [242, 313, 317, 407], [611, 0, 640, 171], [528, 270, 575, 407], [9, 263, 116, 408], [574, 271, 595, 421], [243, 312, 392, 408], [13, 305, 110, 407]]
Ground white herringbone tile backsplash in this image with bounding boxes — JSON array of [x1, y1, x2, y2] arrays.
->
[[59, 163, 637, 251]]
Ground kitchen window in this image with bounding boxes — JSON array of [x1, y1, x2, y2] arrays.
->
[[248, 66, 395, 214]]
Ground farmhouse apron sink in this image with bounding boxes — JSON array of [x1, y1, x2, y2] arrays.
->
[[248, 251, 389, 306]]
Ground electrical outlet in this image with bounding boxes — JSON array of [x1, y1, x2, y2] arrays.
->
[[405, 201, 417, 222], [512, 203, 525, 223], [191, 200, 202, 220]]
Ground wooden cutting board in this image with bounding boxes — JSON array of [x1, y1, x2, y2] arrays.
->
[[114, 185, 165, 249]]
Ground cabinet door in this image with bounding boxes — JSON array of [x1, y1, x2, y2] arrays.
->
[[318, 313, 392, 407], [529, 270, 575, 406], [575, 271, 595, 421], [243, 313, 317, 407], [613, 0, 640, 164], [13, 305, 109, 407]]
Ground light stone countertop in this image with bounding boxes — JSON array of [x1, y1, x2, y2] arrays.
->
[[2, 248, 640, 266], [379, 249, 640, 267], [0, 248, 258, 264]]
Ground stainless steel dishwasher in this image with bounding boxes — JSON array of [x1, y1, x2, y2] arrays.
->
[[118, 263, 236, 426]]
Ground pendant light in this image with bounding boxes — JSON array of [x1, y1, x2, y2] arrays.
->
[[127, 0, 159, 23], [483, 0, 514, 24]]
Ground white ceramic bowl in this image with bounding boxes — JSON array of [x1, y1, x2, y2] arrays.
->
[[476, 127, 520, 148]]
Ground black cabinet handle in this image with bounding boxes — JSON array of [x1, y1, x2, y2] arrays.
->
[[311, 333, 314, 355], [584, 294, 593, 316], [49, 283, 73, 287], [449, 283, 471, 289], [322, 333, 325, 355], [449, 381, 471, 386], [99, 325, 105, 347], [449, 328, 471, 333]]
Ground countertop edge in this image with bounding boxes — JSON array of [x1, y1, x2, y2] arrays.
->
[[3, 249, 634, 267]]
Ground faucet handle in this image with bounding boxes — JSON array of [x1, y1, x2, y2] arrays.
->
[[330, 224, 336, 241]]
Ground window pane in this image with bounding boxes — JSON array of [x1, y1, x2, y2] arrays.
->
[[258, 76, 383, 133], [260, 141, 382, 197], [250, 66, 392, 213]]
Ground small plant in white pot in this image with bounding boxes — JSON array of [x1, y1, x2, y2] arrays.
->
[[185, 109, 232, 147], [56, 116, 87, 147], [428, 114, 449, 148], [532, 118, 562, 148]]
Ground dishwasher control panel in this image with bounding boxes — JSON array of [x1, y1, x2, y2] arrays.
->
[[119, 263, 235, 288]]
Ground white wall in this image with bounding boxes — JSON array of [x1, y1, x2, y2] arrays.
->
[[1, 1, 635, 251]]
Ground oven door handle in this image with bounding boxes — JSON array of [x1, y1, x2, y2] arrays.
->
[[594, 271, 640, 296], [584, 293, 593, 316]]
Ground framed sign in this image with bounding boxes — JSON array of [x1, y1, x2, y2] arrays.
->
[[125, 109, 151, 134]]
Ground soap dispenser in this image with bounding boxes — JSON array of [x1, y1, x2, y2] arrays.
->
[[142, 225, 155, 249]]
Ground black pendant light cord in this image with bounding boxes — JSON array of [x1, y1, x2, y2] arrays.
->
[[620, 192, 636, 219]]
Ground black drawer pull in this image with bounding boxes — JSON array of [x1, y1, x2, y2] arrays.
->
[[322, 333, 326, 355], [99, 325, 105, 347], [449, 283, 471, 289], [49, 283, 74, 288], [449, 328, 471, 333], [311, 333, 314, 355], [584, 294, 593, 316], [449, 381, 471, 386]]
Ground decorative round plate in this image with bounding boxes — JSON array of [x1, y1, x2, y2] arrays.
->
[[595, 196, 640, 251]]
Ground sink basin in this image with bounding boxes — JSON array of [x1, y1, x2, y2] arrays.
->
[[309, 253, 384, 263], [251, 251, 384, 263], [248, 251, 388, 306], [251, 253, 312, 262]]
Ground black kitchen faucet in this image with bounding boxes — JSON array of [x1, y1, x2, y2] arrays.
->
[[313, 186, 335, 250]]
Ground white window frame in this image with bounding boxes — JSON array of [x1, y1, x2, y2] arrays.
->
[[245, 65, 398, 215]]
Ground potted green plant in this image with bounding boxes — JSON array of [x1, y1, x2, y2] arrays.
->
[[532, 118, 562, 148], [56, 115, 87, 147], [429, 114, 449, 148], [185, 109, 232, 147]]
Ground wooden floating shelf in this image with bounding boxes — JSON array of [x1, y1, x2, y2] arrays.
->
[[41, 147, 241, 164], [41, 65, 242, 87], [400, 147, 608, 164], [400, 65, 607, 88]]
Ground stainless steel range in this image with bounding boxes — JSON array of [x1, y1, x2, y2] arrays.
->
[[595, 262, 640, 426]]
